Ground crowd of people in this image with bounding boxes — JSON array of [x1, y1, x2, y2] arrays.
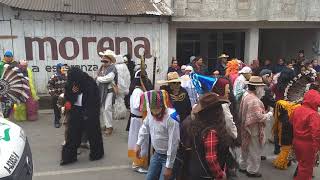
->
[[1, 47, 320, 180]]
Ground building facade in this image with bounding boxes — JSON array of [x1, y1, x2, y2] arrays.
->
[[168, 0, 320, 71], [0, 0, 320, 94]]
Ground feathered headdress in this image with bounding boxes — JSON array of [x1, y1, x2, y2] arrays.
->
[[284, 70, 317, 103], [0, 64, 30, 103], [139, 90, 172, 113], [225, 59, 239, 76]]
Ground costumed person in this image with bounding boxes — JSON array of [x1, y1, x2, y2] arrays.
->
[[124, 54, 135, 109], [125, 61, 153, 132], [1, 50, 18, 69], [0, 64, 30, 118], [167, 59, 183, 76], [211, 78, 239, 178], [272, 69, 317, 170], [180, 66, 198, 107], [225, 59, 239, 85], [113, 55, 131, 120], [291, 89, 320, 180], [60, 67, 104, 165], [271, 67, 295, 154], [13, 60, 39, 121], [159, 72, 192, 122], [259, 69, 276, 144], [238, 76, 273, 178], [135, 90, 180, 180], [47, 63, 68, 128], [180, 93, 229, 180], [128, 70, 149, 173], [0, 51, 19, 118], [96, 50, 118, 136], [213, 54, 229, 76], [233, 66, 252, 102]]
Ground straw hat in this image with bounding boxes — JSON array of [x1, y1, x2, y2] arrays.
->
[[99, 50, 116, 63], [157, 72, 181, 84], [193, 92, 229, 114], [218, 54, 229, 59], [246, 76, 266, 86]]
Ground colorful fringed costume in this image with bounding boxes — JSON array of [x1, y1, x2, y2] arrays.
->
[[272, 100, 300, 169], [14, 68, 39, 121]]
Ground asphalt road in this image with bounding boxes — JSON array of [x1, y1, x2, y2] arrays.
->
[[15, 110, 320, 180]]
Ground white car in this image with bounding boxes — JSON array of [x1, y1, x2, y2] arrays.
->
[[0, 118, 33, 180]]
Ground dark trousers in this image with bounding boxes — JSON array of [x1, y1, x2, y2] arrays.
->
[[52, 96, 61, 125], [61, 106, 104, 163]]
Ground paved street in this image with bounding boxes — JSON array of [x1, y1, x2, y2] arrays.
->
[[15, 110, 320, 180]]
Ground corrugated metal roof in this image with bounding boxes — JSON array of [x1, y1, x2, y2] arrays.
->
[[0, 0, 173, 16]]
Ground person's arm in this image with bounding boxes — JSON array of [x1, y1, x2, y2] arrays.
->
[[136, 117, 150, 147], [251, 100, 272, 123], [132, 90, 142, 111], [222, 103, 237, 139], [204, 129, 225, 179], [96, 72, 115, 84], [310, 113, 320, 154], [166, 119, 180, 169]]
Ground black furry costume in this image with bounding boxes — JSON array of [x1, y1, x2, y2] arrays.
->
[[61, 67, 104, 165]]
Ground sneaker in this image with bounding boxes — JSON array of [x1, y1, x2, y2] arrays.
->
[[135, 167, 148, 174], [261, 156, 267, 160], [132, 164, 139, 170], [246, 172, 262, 178]]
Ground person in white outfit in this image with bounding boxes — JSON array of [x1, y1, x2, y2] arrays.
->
[[96, 50, 118, 136], [238, 76, 273, 178], [113, 55, 131, 120]]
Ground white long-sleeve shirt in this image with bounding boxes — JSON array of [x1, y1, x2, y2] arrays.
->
[[222, 103, 237, 139], [96, 72, 115, 89], [130, 88, 143, 116], [136, 109, 180, 168], [233, 75, 247, 101]]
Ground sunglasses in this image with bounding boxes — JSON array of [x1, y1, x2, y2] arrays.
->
[[101, 60, 110, 63]]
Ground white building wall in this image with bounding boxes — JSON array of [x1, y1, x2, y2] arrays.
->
[[0, 5, 170, 94]]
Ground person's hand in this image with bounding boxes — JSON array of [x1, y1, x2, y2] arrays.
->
[[72, 85, 79, 93], [163, 167, 173, 180], [135, 145, 141, 159]]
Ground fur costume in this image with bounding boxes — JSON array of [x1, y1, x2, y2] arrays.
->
[[225, 59, 239, 85], [61, 67, 104, 165], [113, 55, 131, 120]]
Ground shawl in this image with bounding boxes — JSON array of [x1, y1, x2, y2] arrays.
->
[[240, 92, 266, 150]]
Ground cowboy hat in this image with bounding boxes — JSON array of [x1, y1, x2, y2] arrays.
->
[[99, 50, 116, 63], [157, 72, 181, 84], [193, 92, 229, 114], [245, 76, 266, 86], [218, 54, 229, 59], [239, 66, 252, 74]]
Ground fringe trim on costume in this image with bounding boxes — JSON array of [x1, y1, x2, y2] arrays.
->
[[27, 68, 39, 101], [128, 150, 148, 168], [272, 100, 300, 145], [272, 145, 292, 170], [139, 90, 172, 113]]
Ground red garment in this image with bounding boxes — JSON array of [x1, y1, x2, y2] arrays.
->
[[291, 90, 320, 180], [204, 129, 225, 180]]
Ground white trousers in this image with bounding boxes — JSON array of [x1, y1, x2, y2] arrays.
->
[[101, 92, 113, 128], [239, 136, 264, 174]]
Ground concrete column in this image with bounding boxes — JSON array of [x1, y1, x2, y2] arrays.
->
[[314, 31, 320, 61], [168, 24, 177, 62], [244, 28, 260, 65]]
